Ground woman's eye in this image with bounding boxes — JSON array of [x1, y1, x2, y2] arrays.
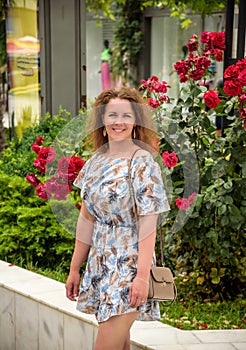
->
[[124, 114, 133, 119]]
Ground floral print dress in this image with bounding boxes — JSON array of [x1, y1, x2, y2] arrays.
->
[[74, 151, 170, 322]]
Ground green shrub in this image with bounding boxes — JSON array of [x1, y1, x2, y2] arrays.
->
[[0, 111, 70, 177], [0, 172, 75, 271]]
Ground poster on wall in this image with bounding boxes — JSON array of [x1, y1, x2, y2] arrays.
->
[[6, 0, 40, 135]]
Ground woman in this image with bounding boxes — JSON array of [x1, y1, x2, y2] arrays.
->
[[101, 40, 112, 90], [65, 87, 170, 350]]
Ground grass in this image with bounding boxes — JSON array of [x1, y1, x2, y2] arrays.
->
[[14, 262, 246, 331], [160, 298, 246, 330]]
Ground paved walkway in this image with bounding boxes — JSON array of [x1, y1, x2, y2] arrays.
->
[[0, 260, 245, 350]]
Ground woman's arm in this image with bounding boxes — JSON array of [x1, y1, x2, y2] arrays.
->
[[65, 202, 94, 301], [129, 214, 158, 307]]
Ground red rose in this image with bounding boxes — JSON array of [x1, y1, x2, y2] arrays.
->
[[175, 198, 189, 210], [239, 108, 246, 120], [235, 58, 246, 71], [26, 173, 40, 187], [200, 32, 211, 44], [31, 144, 40, 154], [238, 94, 246, 104], [179, 73, 189, 83], [195, 56, 211, 70], [162, 151, 178, 168], [188, 192, 197, 205], [187, 37, 199, 52], [174, 61, 189, 75], [159, 94, 170, 103], [238, 68, 246, 86], [53, 182, 72, 200], [58, 170, 77, 182], [76, 203, 81, 210], [58, 156, 83, 181], [244, 121, 246, 131], [189, 68, 205, 81], [35, 136, 44, 146], [148, 98, 159, 109], [224, 80, 242, 96], [224, 65, 240, 79], [38, 147, 56, 164], [211, 32, 225, 50], [45, 176, 72, 200], [214, 49, 223, 62], [203, 90, 221, 109], [34, 159, 46, 173], [45, 176, 60, 195], [36, 184, 49, 200], [58, 156, 72, 172], [70, 156, 85, 172], [154, 81, 168, 93]]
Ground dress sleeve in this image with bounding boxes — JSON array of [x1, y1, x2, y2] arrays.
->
[[131, 154, 170, 215]]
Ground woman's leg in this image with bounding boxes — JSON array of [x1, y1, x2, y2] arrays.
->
[[94, 312, 139, 350], [123, 331, 130, 350]]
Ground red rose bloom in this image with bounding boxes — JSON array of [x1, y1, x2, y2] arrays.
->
[[34, 159, 46, 173], [35, 136, 44, 146], [188, 192, 197, 205], [190, 68, 205, 81], [162, 151, 178, 168], [154, 81, 168, 93], [224, 80, 242, 96], [200, 32, 210, 44], [38, 147, 56, 164], [179, 73, 189, 83], [31, 143, 40, 154], [45, 176, 72, 200], [36, 184, 49, 200], [187, 37, 199, 52], [195, 56, 211, 70], [224, 65, 240, 79], [214, 49, 223, 62], [53, 182, 72, 200], [175, 198, 189, 210], [238, 68, 246, 86], [148, 98, 159, 109], [70, 156, 85, 172], [238, 94, 246, 104], [239, 108, 246, 120], [26, 173, 40, 187], [211, 32, 225, 50], [203, 90, 221, 109], [235, 58, 246, 71], [174, 60, 189, 75]]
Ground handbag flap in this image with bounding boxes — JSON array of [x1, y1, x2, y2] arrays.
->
[[150, 267, 174, 283]]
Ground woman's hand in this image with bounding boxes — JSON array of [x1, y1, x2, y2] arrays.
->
[[129, 276, 149, 308], [65, 271, 81, 301]]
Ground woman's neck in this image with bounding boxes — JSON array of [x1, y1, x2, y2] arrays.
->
[[106, 139, 137, 156]]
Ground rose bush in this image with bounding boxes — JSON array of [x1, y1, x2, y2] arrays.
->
[[26, 136, 85, 201], [139, 32, 245, 300]]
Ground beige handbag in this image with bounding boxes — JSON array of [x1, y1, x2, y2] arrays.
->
[[128, 150, 177, 305]]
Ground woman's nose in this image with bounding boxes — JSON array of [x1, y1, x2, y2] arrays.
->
[[114, 116, 124, 124]]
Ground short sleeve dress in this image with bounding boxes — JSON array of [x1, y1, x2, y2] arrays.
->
[[74, 150, 170, 323]]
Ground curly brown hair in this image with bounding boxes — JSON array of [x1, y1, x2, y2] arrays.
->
[[87, 87, 158, 152]]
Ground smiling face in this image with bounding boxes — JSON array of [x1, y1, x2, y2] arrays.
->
[[103, 98, 136, 142]]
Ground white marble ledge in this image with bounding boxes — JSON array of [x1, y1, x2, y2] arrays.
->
[[0, 260, 97, 326], [1, 259, 246, 350]]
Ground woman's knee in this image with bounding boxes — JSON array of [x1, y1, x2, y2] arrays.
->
[[94, 312, 139, 350]]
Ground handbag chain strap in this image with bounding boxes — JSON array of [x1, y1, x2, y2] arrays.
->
[[128, 150, 165, 266]]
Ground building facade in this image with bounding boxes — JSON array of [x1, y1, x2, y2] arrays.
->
[[5, 1, 245, 124]]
